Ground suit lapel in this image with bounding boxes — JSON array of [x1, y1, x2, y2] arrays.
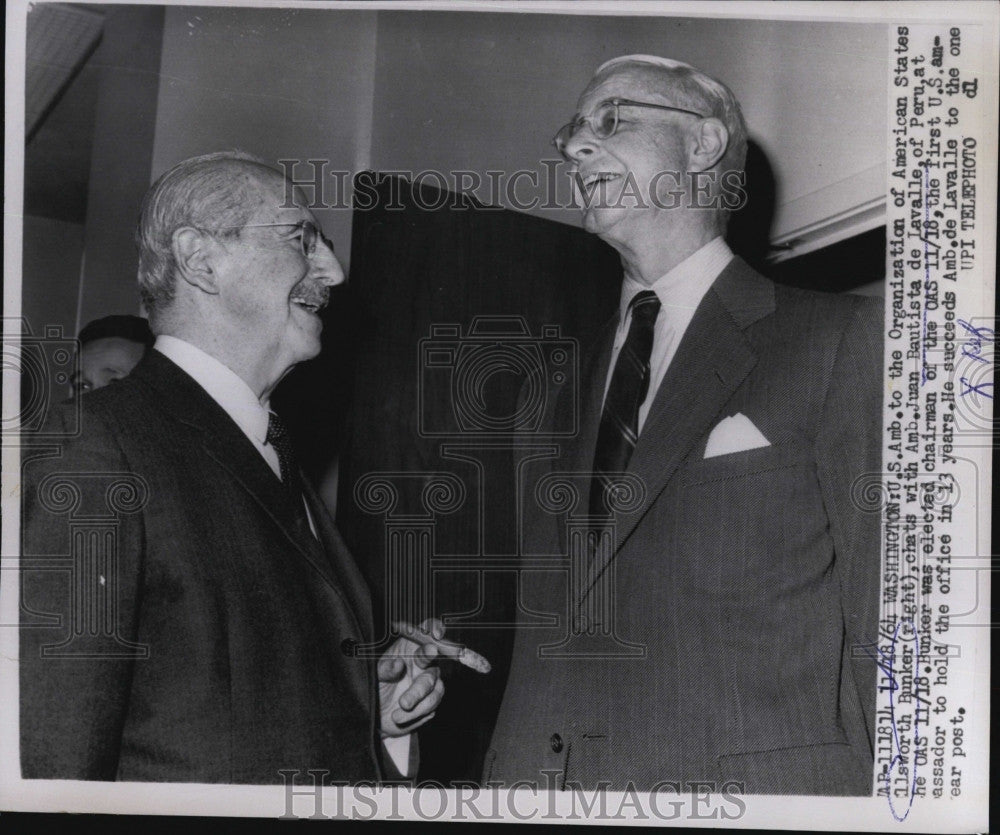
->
[[133, 352, 346, 597], [579, 258, 775, 603], [300, 477, 374, 708], [302, 477, 373, 643], [539, 315, 617, 556], [134, 352, 377, 726], [567, 316, 618, 497]]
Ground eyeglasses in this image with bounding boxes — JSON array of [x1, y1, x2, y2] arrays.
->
[[215, 220, 325, 257], [552, 98, 707, 158]]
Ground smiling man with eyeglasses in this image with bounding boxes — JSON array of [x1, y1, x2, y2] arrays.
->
[[21, 151, 445, 783], [487, 56, 884, 796]]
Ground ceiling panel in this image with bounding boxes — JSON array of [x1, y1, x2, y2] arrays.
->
[[26, 3, 104, 138]]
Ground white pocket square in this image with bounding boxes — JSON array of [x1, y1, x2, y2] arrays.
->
[[704, 413, 770, 458]]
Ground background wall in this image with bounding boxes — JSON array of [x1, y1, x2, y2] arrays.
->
[[151, 6, 377, 271], [36, 5, 887, 323], [20, 216, 84, 342], [370, 11, 887, 238], [78, 4, 164, 326]]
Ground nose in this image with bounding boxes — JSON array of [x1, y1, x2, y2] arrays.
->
[[561, 123, 599, 162], [308, 233, 346, 287]]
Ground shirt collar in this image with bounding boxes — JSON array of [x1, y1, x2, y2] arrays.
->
[[154, 335, 271, 445], [619, 236, 734, 321]]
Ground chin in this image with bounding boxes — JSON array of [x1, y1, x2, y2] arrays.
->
[[582, 209, 609, 236], [288, 333, 322, 366], [583, 209, 628, 246], [300, 339, 322, 362]]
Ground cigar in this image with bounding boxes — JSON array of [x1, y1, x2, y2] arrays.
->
[[392, 621, 492, 674]]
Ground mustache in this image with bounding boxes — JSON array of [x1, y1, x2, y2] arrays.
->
[[289, 279, 330, 311]]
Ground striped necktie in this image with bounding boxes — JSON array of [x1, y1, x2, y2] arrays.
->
[[589, 290, 661, 517], [266, 411, 321, 543], [266, 410, 302, 498]]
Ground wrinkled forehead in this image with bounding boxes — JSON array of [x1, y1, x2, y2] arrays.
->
[[576, 64, 680, 114], [235, 163, 309, 221]]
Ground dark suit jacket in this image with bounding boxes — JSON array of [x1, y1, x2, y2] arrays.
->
[[486, 258, 883, 795], [21, 350, 381, 783]]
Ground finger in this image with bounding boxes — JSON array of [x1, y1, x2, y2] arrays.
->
[[400, 674, 444, 719], [390, 711, 436, 734], [396, 678, 445, 723], [414, 642, 439, 668], [396, 670, 439, 711], [385, 636, 419, 661], [393, 678, 444, 725], [418, 618, 445, 641], [393, 621, 463, 659], [392, 620, 439, 648], [377, 655, 405, 683], [396, 669, 440, 712]]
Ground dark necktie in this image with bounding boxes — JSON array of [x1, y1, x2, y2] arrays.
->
[[267, 412, 319, 543], [266, 411, 303, 498], [589, 290, 661, 517]]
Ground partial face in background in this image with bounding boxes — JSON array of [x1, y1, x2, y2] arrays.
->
[[70, 337, 146, 396], [558, 64, 702, 249], [209, 171, 345, 381]]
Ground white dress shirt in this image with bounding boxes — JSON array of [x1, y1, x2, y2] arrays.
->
[[153, 335, 410, 773], [155, 335, 281, 477], [604, 236, 734, 434], [154, 335, 321, 531]]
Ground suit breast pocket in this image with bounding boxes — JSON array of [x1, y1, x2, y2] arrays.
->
[[672, 441, 829, 597], [680, 440, 815, 487]]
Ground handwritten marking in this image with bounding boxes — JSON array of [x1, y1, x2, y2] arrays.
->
[[956, 319, 994, 399], [958, 377, 992, 399], [957, 319, 994, 364]]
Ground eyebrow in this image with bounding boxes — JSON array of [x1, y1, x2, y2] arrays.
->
[[570, 98, 614, 120]]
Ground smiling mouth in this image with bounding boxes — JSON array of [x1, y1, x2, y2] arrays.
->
[[292, 300, 323, 314], [578, 172, 622, 200], [290, 287, 329, 315]]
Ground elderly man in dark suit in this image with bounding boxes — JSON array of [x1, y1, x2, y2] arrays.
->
[[485, 56, 883, 795], [21, 151, 443, 782]]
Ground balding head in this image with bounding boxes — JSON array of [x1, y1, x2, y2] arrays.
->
[[589, 55, 748, 178]]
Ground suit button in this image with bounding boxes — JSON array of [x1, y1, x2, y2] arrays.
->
[[340, 638, 356, 657], [550, 733, 563, 753]]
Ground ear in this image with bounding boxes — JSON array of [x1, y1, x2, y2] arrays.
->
[[687, 118, 729, 172], [171, 227, 220, 295]]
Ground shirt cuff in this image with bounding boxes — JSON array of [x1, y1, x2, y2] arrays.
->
[[382, 733, 412, 777]]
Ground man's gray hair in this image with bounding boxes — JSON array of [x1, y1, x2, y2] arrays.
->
[[135, 150, 278, 316], [595, 54, 748, 176]]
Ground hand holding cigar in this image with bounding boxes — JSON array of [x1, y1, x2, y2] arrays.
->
[[392, 621, 492, 674]]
